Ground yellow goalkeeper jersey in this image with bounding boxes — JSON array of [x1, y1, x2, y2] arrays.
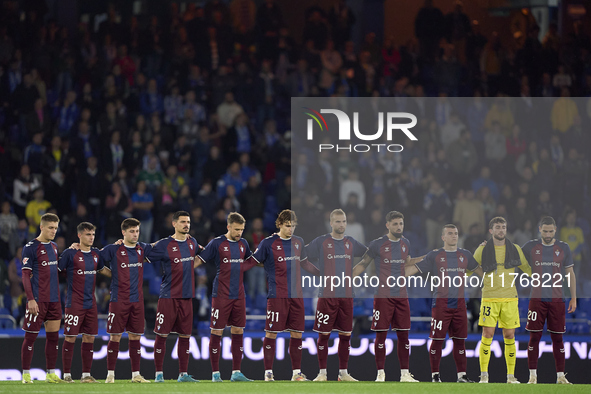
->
[[474, 243, 531, 302]]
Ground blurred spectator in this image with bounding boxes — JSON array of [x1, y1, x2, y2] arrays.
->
[[77, 156, 105, 222], [8, 246, 24, 313], [105, 181, 131, 243], [559, 210, 585, 279], [440, 111, 465, 149], [329, 0, 356, 50], [414, 0, 444, 61], [444, 1, 471, 64], [505, 124, 527, 164], [453, 189, 485, 235], [217, 91, 244, 129], [25, 188, 51, 237], [423, 179, 452, 250], [512, 218, 535, 247], [340, 170, 365, 210], [0, 201, 18, 259], [446, 130, 478, 178], [472, 166, 499, 201], [140, 78, 164, 116], [551, 87, 578, 133], [244, 217, 267, 298], [484, 121, 507, 165], [240, 176, 265, 221], [132, 180, 154, 243], [217, 162, 246, 199]]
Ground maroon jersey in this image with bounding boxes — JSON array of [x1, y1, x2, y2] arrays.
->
[[367, 235, 410, 298], [521, 239, 574, 302], [251, 234, 308, 298], [22, 239, 60, 302], [59, 248, 103, 309], [147, 236, 202, 299], [197, 235, 255, 299]]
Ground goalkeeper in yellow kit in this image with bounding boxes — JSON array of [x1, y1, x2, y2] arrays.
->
[[473, 217, 531, 384]]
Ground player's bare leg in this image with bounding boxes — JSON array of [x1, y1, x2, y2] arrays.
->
[[229, 326, 252, 381], [337, 332, 357, 382], [289, 331, 307, 381], [264, 332, 277, 381], [479, 326, 494, 383], [45, 320, 64, 383]]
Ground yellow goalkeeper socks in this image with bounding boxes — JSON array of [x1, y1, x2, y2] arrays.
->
[[479, 336, 493, 373], [504, 338, 516, 375]]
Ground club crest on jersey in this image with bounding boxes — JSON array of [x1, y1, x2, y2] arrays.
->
[[67, 327, 70, 332], [555, 250, 560, 256], [402, 246, 406, 252], [295, 244, 299, 249], [459, 256, 464, 262], [240, 245, 244, 253], [346, 243, 350, 249], [94, 256, 98, 262], [138, 250, 142, 255], [190, 244, 194, 250], [269, 324, 273, 328]]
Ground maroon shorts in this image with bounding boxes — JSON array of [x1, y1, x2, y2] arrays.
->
[[371, 298, 411, 331], [210, 297, 246, 330], [107, 301, 145, 335], [430, 305, 467, 340], [526, 300, 566, 334], [314, 298, 354, 334], [154, 298, 193, 336], [23, 301, 62, 333], [64, 306, 98, 336], [265, 298, 305, 333]]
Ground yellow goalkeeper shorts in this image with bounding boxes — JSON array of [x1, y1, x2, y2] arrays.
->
[[478, 299, 520, 329]]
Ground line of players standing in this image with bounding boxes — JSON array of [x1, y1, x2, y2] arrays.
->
[[19, 208, 576, 384]]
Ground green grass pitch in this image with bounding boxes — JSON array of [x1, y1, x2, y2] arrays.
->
[[0, 381, 589, 393]]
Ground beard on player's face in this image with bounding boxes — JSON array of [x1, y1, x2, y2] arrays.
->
[[390, 229, 403, 238], [543, 236, 554, 244], [333, 227, 345, 234], [493, 233, 505, 241]]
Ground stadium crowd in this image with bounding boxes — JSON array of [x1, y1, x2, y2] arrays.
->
[[0, 0, 590, 333]]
